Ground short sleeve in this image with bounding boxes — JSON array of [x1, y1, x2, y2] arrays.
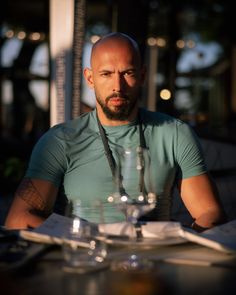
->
[[175, 122, 207, 179], [25, 126, 67, 187]]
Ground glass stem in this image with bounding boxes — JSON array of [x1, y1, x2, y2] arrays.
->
[[134, 222, 143, 241]]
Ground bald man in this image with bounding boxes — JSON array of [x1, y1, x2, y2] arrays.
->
[[5, 33, 226, 230]]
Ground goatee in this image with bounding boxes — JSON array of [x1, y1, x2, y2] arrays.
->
[[96, 94, 137, 121]]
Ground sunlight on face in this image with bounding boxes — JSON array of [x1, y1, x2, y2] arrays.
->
[[89, 35, 145, 121]]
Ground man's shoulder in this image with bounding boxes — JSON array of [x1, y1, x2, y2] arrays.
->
[[41, 111, 96, 142], [140, 108, 184, 127], [51, 111, 95, 133]]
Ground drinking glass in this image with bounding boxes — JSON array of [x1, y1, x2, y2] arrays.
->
[[108, 147, 157, 271], [62, 199, 108, 273]]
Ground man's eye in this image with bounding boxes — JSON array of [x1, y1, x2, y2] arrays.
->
[[124, 71, 135, 77], [101, 72, 110, 77]]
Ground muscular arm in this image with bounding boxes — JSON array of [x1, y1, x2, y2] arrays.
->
[[5, 178, 58, 229], [179, 173, 227, 231]]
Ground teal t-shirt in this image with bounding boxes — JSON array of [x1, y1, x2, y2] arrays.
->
[[25, 108, 206, 222]]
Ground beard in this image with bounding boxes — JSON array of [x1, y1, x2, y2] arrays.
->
[[96, 92, 138, 121]]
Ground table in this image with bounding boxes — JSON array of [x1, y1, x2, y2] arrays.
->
[[1, 236, 236, 295]]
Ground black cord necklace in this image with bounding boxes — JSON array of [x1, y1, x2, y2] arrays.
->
[[96, 110, 147, 196]]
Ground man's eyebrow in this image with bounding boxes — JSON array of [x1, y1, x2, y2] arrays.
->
[[123, 68, 138, 72], [120, 68, 138, 74], [98, 69, 113, 72], [98, 68, 138, 73]]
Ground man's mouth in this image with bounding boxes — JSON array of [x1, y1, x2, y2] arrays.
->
[[106, 93, 129, 106], [109, 97, 127, 106]]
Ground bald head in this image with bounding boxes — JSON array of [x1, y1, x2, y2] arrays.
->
[[90, 32, 142, 68]]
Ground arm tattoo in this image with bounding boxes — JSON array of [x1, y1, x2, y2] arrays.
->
[[16, 179, 50, 213]]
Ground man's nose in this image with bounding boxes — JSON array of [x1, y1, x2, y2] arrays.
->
[[113, 74, 124, 92]]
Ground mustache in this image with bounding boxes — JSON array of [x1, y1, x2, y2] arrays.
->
[[106, 92, 129, 101]]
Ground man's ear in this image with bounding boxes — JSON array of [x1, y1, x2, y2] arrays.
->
[[83, 68, 94, 89]]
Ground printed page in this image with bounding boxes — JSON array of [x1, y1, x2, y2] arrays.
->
[[180, 220, 236, 254], [20, 213, 89, 247]]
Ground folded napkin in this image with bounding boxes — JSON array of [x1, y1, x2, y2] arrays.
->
[[141, 222, 183, 238], [98, 222, 136, 238], [98, 221, 183, 239]]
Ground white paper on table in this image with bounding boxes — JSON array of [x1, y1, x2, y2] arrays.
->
[[20, 214, 184, 244], [20, 213, 236, 254], [98, 222, 136, 237], [141, 222, 183, 238], [98, 220, 236, 253], [180, 220, 236, 254], [99, 221, 184, 239], [20, 213, 90, 248], [98, 221, 186, 246]]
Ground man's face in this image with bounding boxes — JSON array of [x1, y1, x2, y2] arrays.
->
[[85, 40, 145, 121]]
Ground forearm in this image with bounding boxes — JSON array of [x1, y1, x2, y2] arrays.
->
[[180, 174, 227, 232], [192, 208, 227, 232], [5, 178, 58, 229], [5, 205, 46, 229]]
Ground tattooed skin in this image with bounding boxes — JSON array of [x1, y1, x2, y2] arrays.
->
[[16, 178, 49, 214]]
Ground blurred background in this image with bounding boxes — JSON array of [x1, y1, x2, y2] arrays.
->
[[0, 0, 236, 224]]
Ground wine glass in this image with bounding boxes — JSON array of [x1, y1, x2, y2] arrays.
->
[[62, 199, 108, 273], [108, 147, 157, 271]]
